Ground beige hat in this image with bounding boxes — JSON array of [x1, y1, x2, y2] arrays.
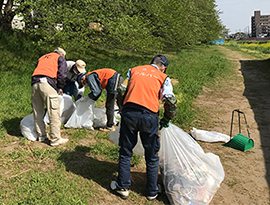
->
[[54, 47, 66, 57], [75, 60, 86, 73]]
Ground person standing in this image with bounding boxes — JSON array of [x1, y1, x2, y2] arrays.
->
[[110, 54, 178, 200], [63, 60, 86, 101], [31, 47, 69, 146], [77, 68, 124, 131]]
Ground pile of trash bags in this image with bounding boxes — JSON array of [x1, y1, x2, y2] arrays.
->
[[20, 94, 119, 141]]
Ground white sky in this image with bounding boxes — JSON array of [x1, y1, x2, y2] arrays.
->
[[215, 0, 270, 34]]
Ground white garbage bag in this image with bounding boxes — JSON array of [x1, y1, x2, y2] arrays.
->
[[20, 113, 38, 141], [64, 97, 95, 130], [93, 107, 120, 128], [190, 127, 230, 143], [109, 122, 144, 157], [44, 94, 76, 124], [160, 124, 225, 205]]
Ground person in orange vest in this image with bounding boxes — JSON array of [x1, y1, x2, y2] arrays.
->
[[110, 54, 178, 201], [31, 47, 69, 146], [77, 68, 124, 131]]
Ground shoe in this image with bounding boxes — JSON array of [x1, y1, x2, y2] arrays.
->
[[99, 126, 116, 132], [110, 181, 129, 199], [147, 184, 162, 201], [38, 134, 48, 142], [38, 136, 47, 142], [51, 138, 69, 147]]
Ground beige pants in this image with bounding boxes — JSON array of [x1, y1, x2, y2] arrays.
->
[[31, 80, 61, 142]]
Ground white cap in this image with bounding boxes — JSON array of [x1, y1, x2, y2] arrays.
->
[[75, 60, 86, 73]]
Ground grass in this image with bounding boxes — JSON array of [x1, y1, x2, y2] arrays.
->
[[0, 30, 232, 204], [224, 40, 270, 59]]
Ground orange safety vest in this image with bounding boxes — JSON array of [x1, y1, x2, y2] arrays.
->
[[123, 64, 167, 113], [86, 68, 116, 89], [32, 52, 61, 79]]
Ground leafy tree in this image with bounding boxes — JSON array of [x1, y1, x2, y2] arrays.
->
[[0, 0, 16, 30], [12, 0, 223, 52]]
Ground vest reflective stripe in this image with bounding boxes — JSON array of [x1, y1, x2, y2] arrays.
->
[[32, 52, 60, 78], [86, 68, 116, 89], [123, 65, 167, 112]]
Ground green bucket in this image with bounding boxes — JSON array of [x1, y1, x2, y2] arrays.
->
[[223, 109, 254, 152], [223, 133, 254, 152]]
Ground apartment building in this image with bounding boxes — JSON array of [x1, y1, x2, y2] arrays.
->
[[251, 10, 270, 37]]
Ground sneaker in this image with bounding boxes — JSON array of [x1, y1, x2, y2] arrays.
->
[[38, 134, 48, 142], [147, 184, 162, 201], [51, 138, 69, 147], [38, 136, 47, 142], [99, 126, 116, 132], [110, 181, 129, 200]]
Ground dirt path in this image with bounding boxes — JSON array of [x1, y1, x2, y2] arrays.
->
[[193, 46, 270, 205]]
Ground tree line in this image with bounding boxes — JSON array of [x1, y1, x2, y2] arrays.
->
[[1, 0, 224, 53]]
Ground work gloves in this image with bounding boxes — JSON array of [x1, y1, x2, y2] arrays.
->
[[159, 118, 169, 130]]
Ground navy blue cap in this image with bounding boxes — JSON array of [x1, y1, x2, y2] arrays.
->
[[150, 54, 169, 67], [77, 73, 86, 84]]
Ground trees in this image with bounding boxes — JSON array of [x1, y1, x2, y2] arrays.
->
[[0, 0, 16, 30], [2, 0, 224, 52]]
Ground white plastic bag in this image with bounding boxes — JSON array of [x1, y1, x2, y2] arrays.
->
[[44, 94, 76, 124], [109, 122, 144, 157], [64, 97, 95, 130], [190, 127, 230, 143], [93, 107, 120, 128], [160, 124, 225, 205], [20, 113, 38, 141]]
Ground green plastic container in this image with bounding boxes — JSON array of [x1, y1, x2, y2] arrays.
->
[[223, 133, 254, 152]]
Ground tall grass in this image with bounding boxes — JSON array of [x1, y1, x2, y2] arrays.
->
[[0, 30, 231, 204]]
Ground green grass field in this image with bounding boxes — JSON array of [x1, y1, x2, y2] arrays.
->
[[0, 30, 232, 204]]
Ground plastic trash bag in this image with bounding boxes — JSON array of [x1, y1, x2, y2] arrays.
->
[[160, 124, 225, 205], [64, 97, 95, 130], [109, 122, 144, 157], [20, 113, 39, 141], [190, 127, 230, 143], [93, 107, 119, 128], [44, 94, 76, 124]]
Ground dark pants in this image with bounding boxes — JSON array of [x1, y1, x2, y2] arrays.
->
[[106, 92, 116, 127], [116, 107, 160, 197]]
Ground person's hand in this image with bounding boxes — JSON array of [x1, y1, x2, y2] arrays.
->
[[58, 89, 63, 96], [159, 118, 169, 130]]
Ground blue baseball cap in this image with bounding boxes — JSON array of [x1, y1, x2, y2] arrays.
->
[[150, 54, 169, 67]]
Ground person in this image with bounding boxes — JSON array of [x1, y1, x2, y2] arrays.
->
[[77, 68, 124, 131], [110, 54, 178, 200], [63, 60, 86, 101], [31, 47, 69, 146]]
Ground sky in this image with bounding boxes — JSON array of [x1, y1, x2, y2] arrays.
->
[[215, 0, 270, 34]]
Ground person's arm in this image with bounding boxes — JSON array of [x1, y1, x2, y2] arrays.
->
[[87, 73, 102, 101], [159, 77, 178, 128], [57, 56, 67, 90]]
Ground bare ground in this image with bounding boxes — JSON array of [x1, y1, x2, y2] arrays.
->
[[193, 46, 270, 205]]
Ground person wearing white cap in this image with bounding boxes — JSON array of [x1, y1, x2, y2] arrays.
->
[[31, 47, 69, 146], [63, 59, 87, 101]]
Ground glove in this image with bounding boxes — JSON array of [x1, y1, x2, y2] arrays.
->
[[159, 118, 169, 130]]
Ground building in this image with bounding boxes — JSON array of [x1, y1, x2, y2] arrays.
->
[[251, 11, 270, 37]]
